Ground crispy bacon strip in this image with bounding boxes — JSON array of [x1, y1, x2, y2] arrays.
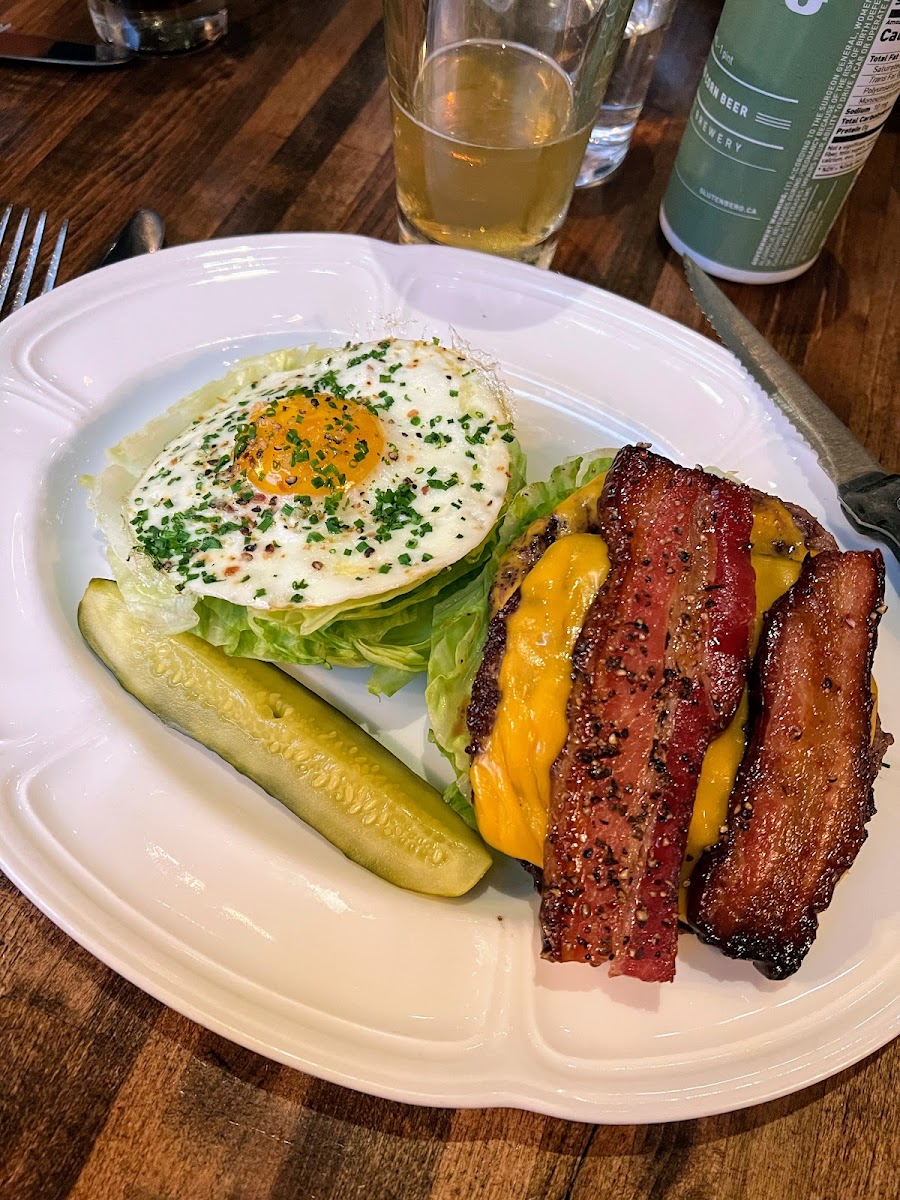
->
[[687, 550, 891, 979], [541, 446, 756, 982]]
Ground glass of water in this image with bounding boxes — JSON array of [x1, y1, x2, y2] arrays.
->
[[577, 0, 678, 187], [88, 0, 227, 54]]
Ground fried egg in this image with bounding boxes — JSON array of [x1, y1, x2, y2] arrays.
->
[[127, 339, 513, 609]]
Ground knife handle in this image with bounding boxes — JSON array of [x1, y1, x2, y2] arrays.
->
[[838, 471, 900, 566]]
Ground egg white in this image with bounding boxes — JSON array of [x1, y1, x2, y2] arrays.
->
[[127, 339, 513, 609]]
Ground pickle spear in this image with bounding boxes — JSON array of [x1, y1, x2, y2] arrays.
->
[[78, 578, 491, 896]]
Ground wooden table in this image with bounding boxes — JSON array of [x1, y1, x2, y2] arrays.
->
[[1, 1, 897, 1196]]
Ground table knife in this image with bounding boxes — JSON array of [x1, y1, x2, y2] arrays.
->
[[683, 256, 900, 565], [0, 31, 133, 66]]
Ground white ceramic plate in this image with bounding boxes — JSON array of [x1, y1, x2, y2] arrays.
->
[[1, 233, 897, 1124]]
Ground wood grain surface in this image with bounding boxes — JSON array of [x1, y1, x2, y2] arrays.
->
[[1, 1, 898, 1197]]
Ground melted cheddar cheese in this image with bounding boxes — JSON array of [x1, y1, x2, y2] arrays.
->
[[471, 532, 610, 863], [489, 472, 609, 618]]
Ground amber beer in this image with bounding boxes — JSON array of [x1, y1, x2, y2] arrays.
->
[[384, 0, 633, 267], [391, 41, 588, 263]]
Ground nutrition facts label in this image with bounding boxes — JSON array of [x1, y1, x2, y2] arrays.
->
[[813, 5, 900, 178]]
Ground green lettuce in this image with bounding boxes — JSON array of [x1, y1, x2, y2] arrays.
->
[[189, 504, 520, 694], [425, 450, 616, 826], [84, 347, 527, 696]]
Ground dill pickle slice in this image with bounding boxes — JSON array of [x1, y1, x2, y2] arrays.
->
[[78, 578, 491, 896]]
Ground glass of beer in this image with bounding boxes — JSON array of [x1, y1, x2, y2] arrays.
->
[[384, 0, 633, 268]]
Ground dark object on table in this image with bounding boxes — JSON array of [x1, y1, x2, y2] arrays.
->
[[0, 30, 133, 65], [93, 209, 165, 269]]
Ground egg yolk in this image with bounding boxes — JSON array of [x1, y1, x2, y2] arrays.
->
[[235, 392, 385, 496]]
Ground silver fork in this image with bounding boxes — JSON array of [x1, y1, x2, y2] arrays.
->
[[0, 206, 69, 317]]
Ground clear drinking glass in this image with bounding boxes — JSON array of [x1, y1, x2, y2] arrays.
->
[[384, 0, 633, 268], [88, 0, 227, 54], [576, 0, 678, 187]]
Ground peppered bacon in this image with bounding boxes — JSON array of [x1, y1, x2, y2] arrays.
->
[[687, 550, 891, 979], [540, 446, 756, 982]]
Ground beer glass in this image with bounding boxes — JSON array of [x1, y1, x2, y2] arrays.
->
[[384, 0, 633, 267]]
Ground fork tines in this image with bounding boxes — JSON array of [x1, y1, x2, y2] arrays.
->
[[0, 205, 69, 318]]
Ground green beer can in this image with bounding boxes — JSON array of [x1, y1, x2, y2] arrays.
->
[[660, 0, 900, 283]]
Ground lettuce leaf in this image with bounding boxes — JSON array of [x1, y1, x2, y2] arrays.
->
[[190, 437, 527, 695], [425, 450, 616, 825], [189, 511, 516, 694], [84, 348, 527, 696]]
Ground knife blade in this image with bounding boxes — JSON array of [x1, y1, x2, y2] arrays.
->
[[683, 255, 900, 565], [0, 30, 133, 66]]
